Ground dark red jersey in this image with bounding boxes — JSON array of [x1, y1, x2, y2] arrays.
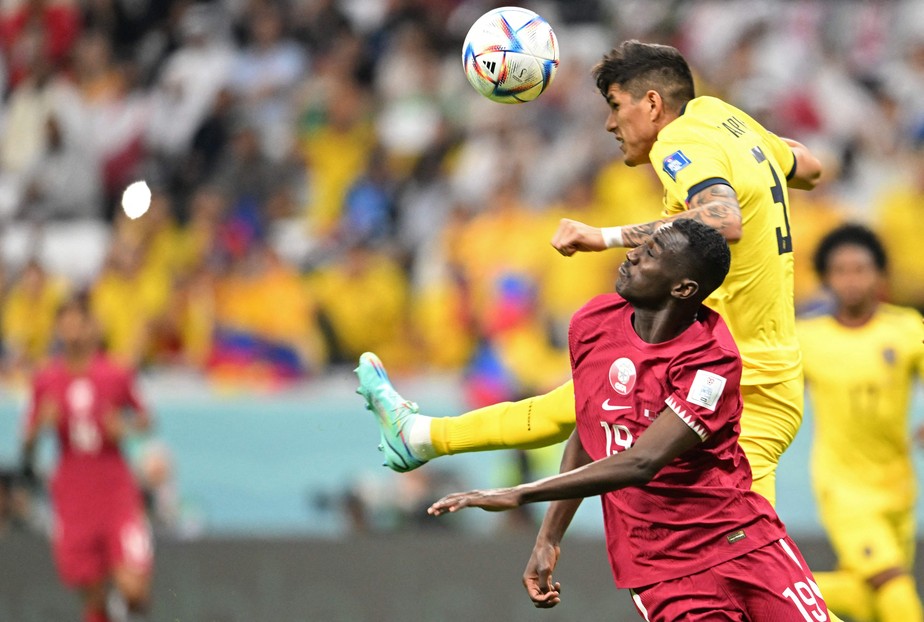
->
[[25, 354, 147, 514], [569, 294, 786, 588]]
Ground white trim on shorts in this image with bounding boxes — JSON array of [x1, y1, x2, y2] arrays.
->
[[629, 588, 651, 621]]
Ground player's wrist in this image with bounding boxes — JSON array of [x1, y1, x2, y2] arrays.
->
[[601, 226, 624, 248], [535, 526, 564, 547]]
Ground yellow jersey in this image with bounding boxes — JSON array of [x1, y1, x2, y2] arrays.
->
[[651, 96, 799, 385], [797, 304, 924, 510]]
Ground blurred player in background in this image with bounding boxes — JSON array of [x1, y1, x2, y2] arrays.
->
[[20, 296, 153, 622], [358, 39, 821, 507], [798, 224, 924, 622], [429, 220, 829, 620]]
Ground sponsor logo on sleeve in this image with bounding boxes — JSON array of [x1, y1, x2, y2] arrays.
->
[[685, 369, 727, 412], [662, 150, 691, 181]]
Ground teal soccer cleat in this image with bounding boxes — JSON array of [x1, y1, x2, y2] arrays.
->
[[355, 352, 427, 472]]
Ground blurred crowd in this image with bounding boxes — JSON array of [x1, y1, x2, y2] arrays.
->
[[1, 0, 924, 402]]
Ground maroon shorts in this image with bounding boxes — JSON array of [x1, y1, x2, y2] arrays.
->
[[630, 537, 829, 622], [52, 505, 153, 587]]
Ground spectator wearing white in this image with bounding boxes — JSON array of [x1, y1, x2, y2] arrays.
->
[[145, 3, 234, 157], [229, 3, 306, 162]]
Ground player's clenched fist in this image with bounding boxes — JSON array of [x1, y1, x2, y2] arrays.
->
[[551, 218, 607, 256]]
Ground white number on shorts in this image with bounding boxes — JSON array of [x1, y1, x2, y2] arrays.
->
[[600, 422, 634, 456], [782, 580, 827, 622]]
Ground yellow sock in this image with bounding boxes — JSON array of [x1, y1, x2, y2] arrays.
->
[[874, 574, 924, 622], [815, 571, 873, 622], [431, 381, 575, 455]]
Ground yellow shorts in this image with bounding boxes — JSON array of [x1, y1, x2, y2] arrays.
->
[[738, 376, 804, 508], [817, 502, 916, 578]]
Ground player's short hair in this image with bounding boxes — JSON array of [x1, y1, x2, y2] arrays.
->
[[592, 40, 695, 112], [813, 223, 887, 277], [670, 219, 731, 300]]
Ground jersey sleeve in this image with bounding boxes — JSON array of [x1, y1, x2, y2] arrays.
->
[[663, 348, 742, 441], [650, 134, 733, 210], [754, 129, 796, 181]]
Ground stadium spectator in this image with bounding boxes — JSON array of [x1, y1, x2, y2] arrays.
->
[[90, 234, 170, 368], [229, 2, 306, 162], [0, 0, 81, 89], [144, 3, 233, 160], [210, 242, 326, 385], [20, 112, 103, 220], [0, 53, 75, 200], [2, 259, 68, 375], [308, 241, 410, 368], [297, 73, 375, 236], [209, 118, 301, 224]]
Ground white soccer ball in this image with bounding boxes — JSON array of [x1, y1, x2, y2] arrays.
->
[[462, 6, 559, 104], [121, 180, 151, 219]]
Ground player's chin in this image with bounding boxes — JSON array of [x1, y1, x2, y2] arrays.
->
[[614, 272, 629, 294], [622, 149, 641, 166]]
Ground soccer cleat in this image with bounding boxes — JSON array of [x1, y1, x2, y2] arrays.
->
[[355, 352, 427, 472]]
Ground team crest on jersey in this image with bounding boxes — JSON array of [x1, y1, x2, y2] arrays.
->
[[882, 347, 896, 365], [609, 357, 637, 395], [686, 369, 727, 412], [663, 150, 691, 181]]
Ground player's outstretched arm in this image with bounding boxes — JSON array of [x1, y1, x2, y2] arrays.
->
[[780, 137, 823, 191], [552, 184, 742, 256], [428, 404, 701, 513]]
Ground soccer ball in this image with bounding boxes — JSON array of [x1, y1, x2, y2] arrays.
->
[[462, 6, 559, 104]]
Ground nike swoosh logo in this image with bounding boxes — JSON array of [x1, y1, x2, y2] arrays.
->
[[601, 400, 631, 411]]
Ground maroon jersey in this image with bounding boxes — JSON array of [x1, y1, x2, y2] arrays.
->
[[24, 354, 147, 516], [569, 294, 785, 588]]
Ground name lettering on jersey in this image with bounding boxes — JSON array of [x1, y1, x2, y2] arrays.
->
[[662, 150, 691, 181], [686, 369, 727, 412], [608, 357, 637, 395], [721, 116, 748, 138]]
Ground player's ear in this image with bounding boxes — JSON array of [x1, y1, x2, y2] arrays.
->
[[672, 278, 699, 301], [645, 89, 663, 119]]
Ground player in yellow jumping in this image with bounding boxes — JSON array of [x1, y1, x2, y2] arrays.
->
[[359, 39, 821, 505], [797, 224, 924, 622]]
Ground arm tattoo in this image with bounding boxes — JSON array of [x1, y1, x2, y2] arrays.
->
[[620, 184, 742, 247]]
